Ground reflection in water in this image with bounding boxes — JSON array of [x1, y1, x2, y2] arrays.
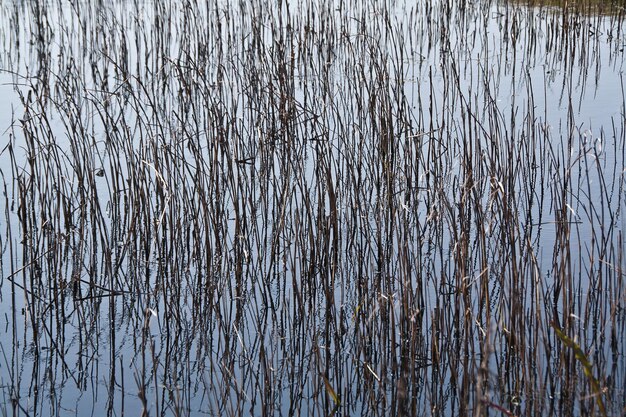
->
[[0, 0, 624, 415]]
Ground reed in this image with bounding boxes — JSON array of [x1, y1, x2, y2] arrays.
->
[[0, 0, 624, 415]]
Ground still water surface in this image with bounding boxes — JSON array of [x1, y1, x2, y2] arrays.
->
[[0, 0, 624, 415]]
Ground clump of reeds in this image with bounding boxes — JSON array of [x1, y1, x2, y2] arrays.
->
[[0, 0, 624, 415]]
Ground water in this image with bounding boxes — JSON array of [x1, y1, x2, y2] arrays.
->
[[0, 0, 624, 416]]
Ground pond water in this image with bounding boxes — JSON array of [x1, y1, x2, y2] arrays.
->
[[0, 0, 624, 416]]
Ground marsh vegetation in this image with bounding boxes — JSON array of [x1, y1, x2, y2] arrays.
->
[[0, 0, 625, 415]]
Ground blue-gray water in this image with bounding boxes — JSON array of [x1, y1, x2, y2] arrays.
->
[[0, 0, 624, 415]]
